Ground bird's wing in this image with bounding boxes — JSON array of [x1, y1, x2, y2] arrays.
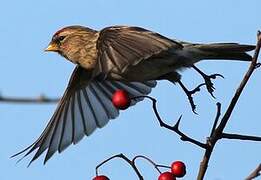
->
[[94, 26, 183, 77], [12, 66, 157, 165]]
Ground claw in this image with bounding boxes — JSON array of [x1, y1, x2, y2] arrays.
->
[[203, 73, 224, 98], [192, 66, 224, 98], [209, 73, 224, 79]]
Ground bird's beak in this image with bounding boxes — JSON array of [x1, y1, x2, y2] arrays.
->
[[45, 42, 59, 52]]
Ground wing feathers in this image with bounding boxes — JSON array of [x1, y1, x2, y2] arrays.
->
[[82, 88, 102, 127], [87, 85, 109, 127], [90, 83, 118, 119], [79, 90, 97, 136], [44, 105, 65, 163], [12, 67, 157, 165], [58, 100, 72, 153], [95, 26, 183, 76], [73, 92, 86, 143], [76, 91, 88, 134]]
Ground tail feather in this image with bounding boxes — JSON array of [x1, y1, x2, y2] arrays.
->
[[183, 42, 255, 62], [195, 43, 255, 53]]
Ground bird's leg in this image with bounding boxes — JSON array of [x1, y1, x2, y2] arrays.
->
[[158, 72, 204, 114], [192, 65, 224, 98], [177, 80, 204, 114]]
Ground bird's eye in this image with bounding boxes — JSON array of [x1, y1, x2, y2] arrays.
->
[[57, 36, 66, 42]]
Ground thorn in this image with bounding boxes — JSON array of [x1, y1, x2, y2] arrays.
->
[[173, 115, 182, 128]]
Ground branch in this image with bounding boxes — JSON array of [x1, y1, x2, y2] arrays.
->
[[197, 31, 261, 180], [95, 154, 172, 179], [95, 153, 144, 179], [0, 94, 59, 103], [132, 96, 207, 149], [132, 155, 170, 174], [221, 133, 261, 142], [210, 103, 221, 137], [245, 164, 261, 180], [214, 31, 261, 140]]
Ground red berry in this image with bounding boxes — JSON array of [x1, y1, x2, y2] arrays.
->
[[171, 161, 186, 178], [158, 171, 176, 180], [112, 89, 131, 110], [93, 175, 110, 180]]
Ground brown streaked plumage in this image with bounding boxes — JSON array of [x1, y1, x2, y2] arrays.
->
[[12, 25, 255, 165]]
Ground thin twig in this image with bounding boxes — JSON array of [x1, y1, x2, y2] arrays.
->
[[0, 94, 59, 103], [215, 31, 261, 140], [245, 164, 261, 180], [95, 153, 144, 179], [197, 31, 261, 180], [221, 133, 261, 141], [210, 103, 221, 137], [132, 155, 165, 174], [95, 154, 172, 179], [132, 96, 207, 149]]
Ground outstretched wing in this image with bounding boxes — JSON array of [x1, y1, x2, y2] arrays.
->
[[94, 26, 183, 77], [12, 66, 157, 165]]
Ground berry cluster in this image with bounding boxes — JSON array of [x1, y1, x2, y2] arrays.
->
[[158, 161, 186, 180], [93, 161, 186, 180]]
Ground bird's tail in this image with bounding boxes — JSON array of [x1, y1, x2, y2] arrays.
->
[[183, 43, 255, 62]]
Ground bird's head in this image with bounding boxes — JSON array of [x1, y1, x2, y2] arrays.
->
[[45, 26, 98, 63]]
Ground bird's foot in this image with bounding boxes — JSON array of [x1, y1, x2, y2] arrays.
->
[[178, 80, 205, 114], [192, 65, 224, 98], [202, 73, 224, 98]]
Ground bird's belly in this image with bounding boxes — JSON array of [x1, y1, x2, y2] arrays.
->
[[108, 55, 187, 81]]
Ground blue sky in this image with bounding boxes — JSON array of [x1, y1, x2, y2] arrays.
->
[[0, 0, 260, 179]]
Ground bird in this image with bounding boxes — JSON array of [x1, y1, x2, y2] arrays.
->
[[12, 25, 255, 165]]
